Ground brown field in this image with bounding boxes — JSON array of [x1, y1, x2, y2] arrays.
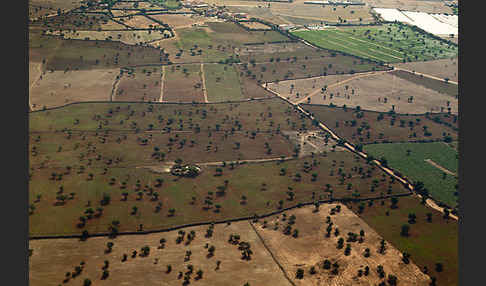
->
[[31, 12, 111, 30], [115, 66, 162, 102], [148, 14, 207, 28], [253, 203, 430, 285], [286, 71, 457, 114], [301, 104, 458, 145], [236, 42, 313, 57], [239, 75, 276, 99], [391, 70, 458, 98], [239, 21, 272, 30], [30, 69, 119, 110], [45, 30, 171, 45], [29, 221, 291, 286], [163, 64, 205, 103], [122, 15, 160, 29], [393, 57, 458, 83], [364, 0, 453, 14], [110, 9, 140, 18]]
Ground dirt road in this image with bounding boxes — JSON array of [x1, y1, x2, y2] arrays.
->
[[425, 159, 457, 177], [393, 67, 458, 85], [200, 63, 208, 103]]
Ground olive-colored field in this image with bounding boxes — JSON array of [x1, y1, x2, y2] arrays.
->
[[348, 195, 458, 286], [45, 30, 172, 45], [163, 64, 205, 103], [391, 70, 458, 98], [148, 13, 207, 28], [115, 66, 162, 102], [292, 24, 458, 63], [291, 71, 457, 114], [30, 69, 119, 110], [364, 142, 458, 208], [301, 104, 458, 145], [204, 64, 245, 102], [29, 221, 291, 286], [239, 21, 272, 30], [254, 203, 430, 285], [393, 57, 458, 83]]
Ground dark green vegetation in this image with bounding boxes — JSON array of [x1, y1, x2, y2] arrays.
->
[[364, 142, 458, 207], [292, 23, 458, 63], [301, 104, 458, 145], [348, 196, 458, 286], [391, 70, 458, 98], [204, 64, 245, 102]]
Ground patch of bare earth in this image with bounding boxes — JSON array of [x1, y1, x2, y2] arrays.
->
[[115, 66, 162, 102], [302, 71, 457, 114], [29, 222, 292, 286], [30, 69, 119, 110], [393, 57, 458, 83], [253, 204, 431, 285]]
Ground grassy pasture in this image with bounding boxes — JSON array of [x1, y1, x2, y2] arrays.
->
[[203, 64, 244, 102], [301, 104, 458, 145], [292, 23, 458, 63], [364, 142, 458, 207], [347, 195, 458, 286]]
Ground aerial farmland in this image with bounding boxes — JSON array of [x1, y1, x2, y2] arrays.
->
[[28, 0, 460, 285]]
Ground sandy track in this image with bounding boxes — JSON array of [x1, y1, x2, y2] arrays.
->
[[393, 67, 458, 85], [424, 159, 457, 177], [159, 66, 166, 102], [201, 63, 208, 103]]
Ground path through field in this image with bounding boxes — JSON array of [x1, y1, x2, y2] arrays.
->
[[424, 159, 457, 176], [159, 65, 166, 102], [201, 63, 208, 103], [393, 67, 458, 85]]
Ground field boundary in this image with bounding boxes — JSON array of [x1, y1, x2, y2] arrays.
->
[[29, 194, 412, 240]]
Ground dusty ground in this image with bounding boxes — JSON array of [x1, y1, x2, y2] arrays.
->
[[115, 66, 162, 102], [122, 15, 160, 29], [239, 21, 272, 30], [45, 30, 171, 45], [29, 222, 292, 286], [163, 64, 205, 103], [253, 203, 431, 285], [282, 130, 344, 157], [148, 14, 207, 28], [30, 69, 119, 110], [363, 0, 453, 14], [283, 72, 457, 114], [392, 57, 458, 83]]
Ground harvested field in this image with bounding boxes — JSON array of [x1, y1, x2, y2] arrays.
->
[[121, 15, 160, 29], [148, 14, 207, 28], [296, 71, 458, 114], [30, 69, 119, 110], [391, 70, 458, 98], [239, 21, 272, 30], [347, 195, 458, 286], [45, 30, 172, 45], [292, 23, 458, 63], [363, 0, 453, 14], [253, 203, 430, 285], [203, 63, 245, 102], [301, 104, 458, 145], [163, 64, 205, 103], [206, 22, 290, 44], [393, 57, 458, 83], [364, 142, 458, 207], [239, 75, 276, 99], [29, 221, 291, 286], [115, 66, 162, 102]]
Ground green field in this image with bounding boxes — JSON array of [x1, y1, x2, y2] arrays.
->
[[348, 196, 458, 286], [364, 142, 458, 207], [204, 63, 244, 102], [292, 23, 458, 63]]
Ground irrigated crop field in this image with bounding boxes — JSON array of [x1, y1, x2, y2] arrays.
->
[[364, 142, 458, 208], [292, 23, 458, 63], [301, 104, 458, 145], [347, 195, 458, 286]]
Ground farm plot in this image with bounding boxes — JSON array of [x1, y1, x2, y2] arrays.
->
[[239, 21, 272, 30], [253, 203, 430, 285], [45, 30, 172, 45], [301, 104, 458, 145], [203, 64, 245, 102], [163, 64, 205, 103], [393, 57, 458, 83], [298, 71, 458, 114], [391, 70, 458, 98], [28, 146, 410, 236], [115, 66, 162, 102], [237, 54, 387, 84], [31, 12, 112, 30], [235, 41, 314, 57], [347, 195, 458, 286], [148, 14, 207, 28], [121, 15, 161, 29], [29, 69, 119, 110], [292, 23, 458, 63], [364, 142, 458, 208], [29, 221, 291, 286], [205, 21, 290, 45], [363, 0, 453, 14]]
